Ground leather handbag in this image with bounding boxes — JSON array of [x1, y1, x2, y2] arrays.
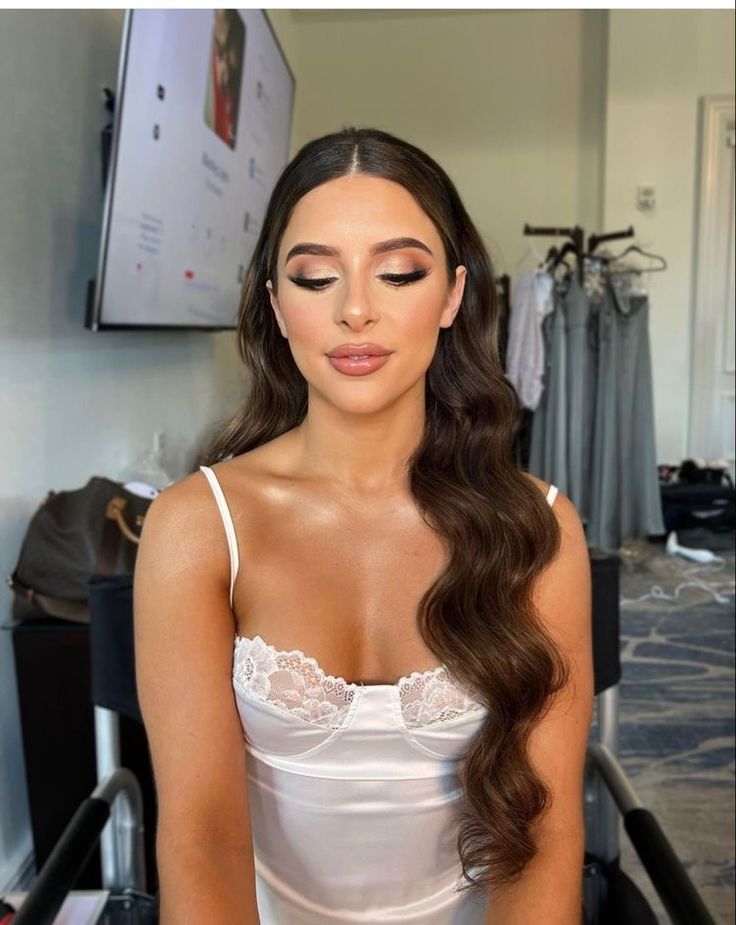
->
[[6, 476, 154, 624]]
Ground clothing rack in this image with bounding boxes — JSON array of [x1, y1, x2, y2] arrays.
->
[[522, 223, 635, 284], [588, 226, 635, 254]]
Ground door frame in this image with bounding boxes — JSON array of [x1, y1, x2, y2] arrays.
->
[[688, 95, 735, 471]]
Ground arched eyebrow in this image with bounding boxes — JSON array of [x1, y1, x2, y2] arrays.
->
[[285, 236, 433, 263]]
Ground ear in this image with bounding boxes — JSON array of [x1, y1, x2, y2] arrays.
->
[[266, 279, 288, 339], [440, 265, 467, 329]]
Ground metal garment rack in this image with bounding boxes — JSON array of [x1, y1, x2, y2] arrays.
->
[[522, 223, 636, 283]]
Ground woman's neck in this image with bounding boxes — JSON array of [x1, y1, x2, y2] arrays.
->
[[290, 410, 424, 495]]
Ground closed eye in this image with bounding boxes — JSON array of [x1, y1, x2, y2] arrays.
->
[[288, 276, 335, 290], [288, 269, 429, 291], [382, 270, 429, 286]]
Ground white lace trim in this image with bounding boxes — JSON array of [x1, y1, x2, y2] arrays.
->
[[232, 635, 485, 731], [233, 635, 357, 729], [397, 669, 486, 728]]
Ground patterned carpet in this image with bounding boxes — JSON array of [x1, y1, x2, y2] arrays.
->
[[607, 531, 735, 924]]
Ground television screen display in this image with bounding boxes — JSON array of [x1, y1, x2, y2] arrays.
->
[[88, 9, 295, 330]]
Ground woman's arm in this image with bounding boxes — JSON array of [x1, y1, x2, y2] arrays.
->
[[485, 485, 594, 925], [134, 474, 261, 924]]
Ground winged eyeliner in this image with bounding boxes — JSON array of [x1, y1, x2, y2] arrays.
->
[[288, 269, 429, 290]]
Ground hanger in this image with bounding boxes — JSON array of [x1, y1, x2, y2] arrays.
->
[[521, 225, 584, 281], [538, 245, 571, 276], [543, 244, 559, 267], [549, 240, 579, 275], [513, 239, 547, 272], [607, 243, 667, 274]]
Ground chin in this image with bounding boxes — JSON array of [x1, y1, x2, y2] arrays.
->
[[329, 394, 393, 414], [308, 384, 396, 416]]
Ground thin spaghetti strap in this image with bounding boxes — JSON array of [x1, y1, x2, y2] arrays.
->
[[199, 466, 240, 611], [546, 483, 558, 507]]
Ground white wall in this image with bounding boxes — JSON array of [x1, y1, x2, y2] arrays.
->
[[289, 9, 607, 271], [0, 10, 249, 888], [604, 10, 735, 464]]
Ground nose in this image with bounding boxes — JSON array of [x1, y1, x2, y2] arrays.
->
[[333, 271, 378, 331]]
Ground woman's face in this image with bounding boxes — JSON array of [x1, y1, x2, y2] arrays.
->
[[213, 11, 232, 90], [266, 174, 466, 415]]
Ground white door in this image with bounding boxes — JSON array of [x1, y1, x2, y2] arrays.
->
[[690, 96, 736, 482]]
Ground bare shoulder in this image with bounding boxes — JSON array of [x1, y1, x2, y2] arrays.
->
[[139, 464, 236, 591], [519, 479, 591, 656], [516, 472, 590, 625], [148, 446, 276, 526], [140, 434, 299, 588], [134, 463, 242, 647], [520, 471, 584, 540]]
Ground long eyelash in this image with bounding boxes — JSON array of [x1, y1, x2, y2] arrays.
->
[[288, 269, 428, 291], [288, 276, 336, 290], [380, 269, 428, 286]]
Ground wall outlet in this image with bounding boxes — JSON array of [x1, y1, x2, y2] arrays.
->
[[636, 185, 656, 212]]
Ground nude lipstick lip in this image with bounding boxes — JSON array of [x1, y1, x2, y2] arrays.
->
[[327, 354, 391, 376], [326, 343, 393, 376]]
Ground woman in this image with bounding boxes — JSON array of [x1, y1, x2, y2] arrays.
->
[[134, 127, 594, 924], [203, 9, 245, 149]]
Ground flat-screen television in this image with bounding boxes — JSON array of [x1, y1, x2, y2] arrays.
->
[[87, 9, 295, 331]]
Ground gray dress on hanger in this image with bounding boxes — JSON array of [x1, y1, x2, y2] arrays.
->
[[564, 275, 596, 527], [586, 278, 665, 551], [528, 269, 665, 551]]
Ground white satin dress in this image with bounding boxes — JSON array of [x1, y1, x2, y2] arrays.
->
[[199, 465, 559, 924]]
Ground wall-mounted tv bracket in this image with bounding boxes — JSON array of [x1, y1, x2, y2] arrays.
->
[[101, 86, 115, 191]]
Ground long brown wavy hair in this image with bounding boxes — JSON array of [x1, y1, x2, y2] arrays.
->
[[197, 127, 568, 899]]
